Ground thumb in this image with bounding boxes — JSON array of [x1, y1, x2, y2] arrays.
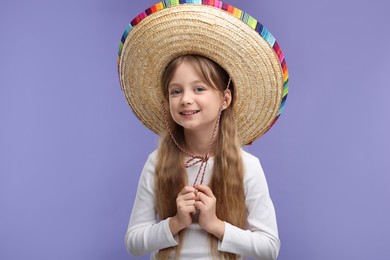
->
[[195, 201, 205, 210]]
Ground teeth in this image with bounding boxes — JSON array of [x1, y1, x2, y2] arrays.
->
[[181, 111, 199, 115]]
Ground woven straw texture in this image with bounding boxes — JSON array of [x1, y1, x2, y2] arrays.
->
[[118, 1, 288, 145]]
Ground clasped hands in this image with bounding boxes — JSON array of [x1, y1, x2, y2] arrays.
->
[[169, 185, 225, 240]]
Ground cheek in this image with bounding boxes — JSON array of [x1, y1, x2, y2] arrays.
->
[[168, 100, 178, 118], [168, 102, 174, 114]]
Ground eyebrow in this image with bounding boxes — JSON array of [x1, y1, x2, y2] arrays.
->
[[168, 80, 206, 88]]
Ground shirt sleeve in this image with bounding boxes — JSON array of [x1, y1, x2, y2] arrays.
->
[[125, 151, 178, 256], [218, 152, 280, 260]]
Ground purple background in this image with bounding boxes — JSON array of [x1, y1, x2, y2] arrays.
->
[[1, 0, 389, 259]]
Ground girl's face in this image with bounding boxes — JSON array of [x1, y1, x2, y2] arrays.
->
[[168, 61, 231, 135]]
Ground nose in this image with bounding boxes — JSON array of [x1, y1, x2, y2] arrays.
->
[[181, 90, 193, 105]]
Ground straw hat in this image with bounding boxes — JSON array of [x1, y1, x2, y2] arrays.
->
[[118, 1, 289, 145]]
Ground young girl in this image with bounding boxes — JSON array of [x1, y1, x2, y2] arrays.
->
[[118, 2, 288, 260]]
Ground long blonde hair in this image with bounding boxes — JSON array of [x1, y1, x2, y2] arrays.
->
[[155, 55, 246, 260]]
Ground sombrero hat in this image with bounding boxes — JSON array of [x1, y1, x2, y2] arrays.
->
[[118, 0, 289, 145]]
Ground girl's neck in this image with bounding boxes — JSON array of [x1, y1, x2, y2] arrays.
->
[[183, 129, 216, 157]]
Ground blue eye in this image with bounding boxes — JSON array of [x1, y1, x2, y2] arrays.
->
[[194, 87, 206, 93], [169, 89, 181, 96]]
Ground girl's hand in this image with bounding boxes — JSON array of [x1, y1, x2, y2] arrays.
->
[[169, 186, 197, 235], [194, 185, 225, 240]]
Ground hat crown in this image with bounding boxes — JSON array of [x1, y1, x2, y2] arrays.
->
[[118, 1, 289, 145]]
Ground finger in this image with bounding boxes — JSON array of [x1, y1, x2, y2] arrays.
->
[[178, 192, 196, 201], [177, 197, 195, 204], [177, 197, 194, 214], [179, 186, 197, 195], [179, 205, 196, 214], [194, 200, 205, 210], [177, 197, 196, 208], [195, 185, 214, 197], [181, 199, 196, 207], [195, 192, 212, 205], [189, 205, 197, 214]]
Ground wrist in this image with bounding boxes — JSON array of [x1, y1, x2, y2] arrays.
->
[[169, 215, 185, 236], [208, 219, 225, 240]]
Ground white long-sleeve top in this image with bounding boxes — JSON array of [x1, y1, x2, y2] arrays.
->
[[125, 149, 280, 259]]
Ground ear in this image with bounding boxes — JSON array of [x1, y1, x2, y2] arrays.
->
[[222, 89, 232, 110]]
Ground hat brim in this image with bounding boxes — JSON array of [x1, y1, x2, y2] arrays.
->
[[118, 2, 289, 145]]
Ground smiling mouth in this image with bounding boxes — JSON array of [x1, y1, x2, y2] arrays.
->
[[180, 110, 200, 115]]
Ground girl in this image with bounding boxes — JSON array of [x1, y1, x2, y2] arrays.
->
[[118, 1, 288, 259], [125, 55, 280, 259]]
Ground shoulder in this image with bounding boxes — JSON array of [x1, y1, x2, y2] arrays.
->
[[240, 149, 263, 170], [146, 149, 159, 164], [140, 149, 159, 169], [240, 149, 268, 189], [240, 148, 259, 161], [139, 150, 159, 179]]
